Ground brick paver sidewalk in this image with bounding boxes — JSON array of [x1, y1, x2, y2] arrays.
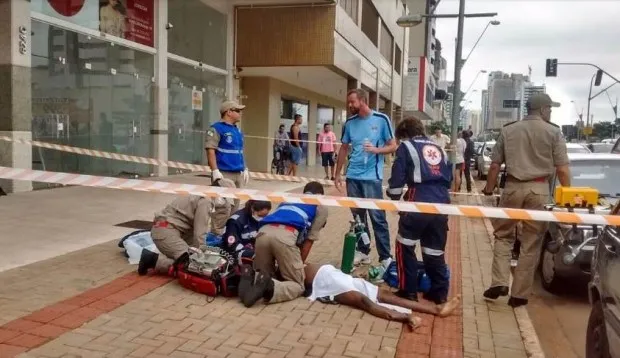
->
[[0, 186, 536, 358]]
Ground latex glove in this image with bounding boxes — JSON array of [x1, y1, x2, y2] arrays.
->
[[242, 168, 250, 185], [211, 169, 223, 183]]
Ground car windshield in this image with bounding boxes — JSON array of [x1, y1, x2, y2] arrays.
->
[[566, 145, 590, 154], [566, 160, 620, 197]]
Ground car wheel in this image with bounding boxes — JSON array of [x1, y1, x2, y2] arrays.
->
[[586, 300, 611, 358], [539, 244, 565, 293]]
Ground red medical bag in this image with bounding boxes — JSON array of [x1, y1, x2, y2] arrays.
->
[[175, 248, 240, 297]]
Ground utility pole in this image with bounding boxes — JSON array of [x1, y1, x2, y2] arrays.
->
[[449, 0, 466, 164]]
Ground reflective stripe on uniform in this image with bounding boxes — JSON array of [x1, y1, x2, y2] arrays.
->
[[235, 243, 244, 251], [422, 247, 444, 256], [216, 148, 243, 154], [387, 187, 403, 195], [241, 231, 258, 239], [396, 234, 420, 247], [402, 141, 422, 183], [278, 205, 310, 222]]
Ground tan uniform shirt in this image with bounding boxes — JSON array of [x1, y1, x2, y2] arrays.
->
[[204, 127, 221, 150], [491, 115, 569, 181], [306, 206, 329, 242], [155, 195, 213, 243]]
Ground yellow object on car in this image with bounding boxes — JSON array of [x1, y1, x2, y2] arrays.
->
[[554, 186, 599, 207]]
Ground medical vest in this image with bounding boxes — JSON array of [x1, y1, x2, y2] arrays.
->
[[211, 121, 245, 172], [259, 203, 317, 233], [387, 137, 452, 204], [223, 209, 261, 249]]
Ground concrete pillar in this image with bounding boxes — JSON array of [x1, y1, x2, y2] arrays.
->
[[240, 77, 272, 172], [369, 91, 379, 110], [151, 0, 168, 177], [307, 101, 318, 167], [0, 0, 32, 193], [346, 77, 359, 117]]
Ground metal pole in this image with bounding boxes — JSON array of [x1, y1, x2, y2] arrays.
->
[[587, 73, 596, 129], [449, 0, 466, 163], [462, 22, 491, 66]]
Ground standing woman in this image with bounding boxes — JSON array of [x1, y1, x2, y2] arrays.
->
[[452, 132, 466, 193]]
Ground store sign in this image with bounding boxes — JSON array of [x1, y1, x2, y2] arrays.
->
[[18, 26, 27, 55], [191, 90, 203, 111], [402, 58, 420, 111], [36, 0, 154, 47]]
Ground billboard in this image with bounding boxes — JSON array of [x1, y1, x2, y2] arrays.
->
[[33, 0, 154, 47]]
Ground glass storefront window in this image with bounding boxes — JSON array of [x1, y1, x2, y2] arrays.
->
[[168, 0, 227, 69], [167, 60, 226, 169], [31, 20, 154, 183], [31, 0, 155, 47]]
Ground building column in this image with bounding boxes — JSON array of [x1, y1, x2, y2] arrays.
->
[[0, 0, 32, 193], [151, 0, 168, 177], [369, 91, 379, 110], [384, 100, 394, 120], [346, 77, 358, 117], [307, 101, 318, 167]]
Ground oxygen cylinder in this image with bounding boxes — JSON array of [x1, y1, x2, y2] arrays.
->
[[341, 220, 357, 274]]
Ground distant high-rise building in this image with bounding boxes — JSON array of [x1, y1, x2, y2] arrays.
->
[[469, 110, 482, 135], [481, 90, 489, 130], [486, 71, 530, 130]]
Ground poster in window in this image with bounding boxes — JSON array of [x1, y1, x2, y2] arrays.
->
[[99, 0, 154, 47], [192, 90, 203, 111]]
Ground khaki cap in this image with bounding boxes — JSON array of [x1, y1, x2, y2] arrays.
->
[[527, 93, 560, 110], [220, 100, 246, 114]]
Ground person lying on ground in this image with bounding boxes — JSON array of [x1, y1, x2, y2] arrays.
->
[[240, 263, 460, 330], [137, 179, 235, 276], [222, 200, 272, 267]]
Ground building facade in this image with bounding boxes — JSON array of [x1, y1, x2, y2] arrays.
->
[[0, 0, 409, 193], [485, 71, 529, 130]]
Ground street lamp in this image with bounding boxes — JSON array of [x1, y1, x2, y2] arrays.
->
[[397, 8, 498, 165], [463, 69, 487, 98], [462, 20, 500, 66]]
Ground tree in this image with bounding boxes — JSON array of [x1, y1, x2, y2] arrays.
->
[[593, 121, 614, 139]]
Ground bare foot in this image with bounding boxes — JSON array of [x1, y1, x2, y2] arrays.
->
[[437, 295, 461, 317], [406, 315, 422, 331]]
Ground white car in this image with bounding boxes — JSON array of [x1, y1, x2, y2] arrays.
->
[[566, 143, 592, 154], [475, 141, 505, 179]]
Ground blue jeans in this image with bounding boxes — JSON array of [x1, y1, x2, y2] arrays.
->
[[346, 178, 391, 261]]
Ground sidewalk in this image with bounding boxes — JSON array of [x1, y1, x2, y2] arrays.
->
[[0, 178, 537, 358]]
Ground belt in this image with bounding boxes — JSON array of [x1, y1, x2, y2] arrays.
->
[[268, 224, 298, 234], [153, 219, 170, 229], [507, 175, 548, 183]]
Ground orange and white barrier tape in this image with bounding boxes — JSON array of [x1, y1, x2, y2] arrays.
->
[[0, 135, 334, 186], [0, 166, 618, 226]]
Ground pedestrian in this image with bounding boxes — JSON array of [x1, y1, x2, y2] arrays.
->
[[205, 100, 249, 211], [430, 126, 450, 149], [288, 114, 304, 176], [481, 93, 571, 307], [452, 132, 466, 193], [386, 117, 453, 304], [239, 181, 328, 307], [462, 130, 475, 193], [221, 200, 272, 267], [317, 123, 338, 180], [334, 88, 398, 270], [273, 124, 289, 158], [137, 195, 214, 276]]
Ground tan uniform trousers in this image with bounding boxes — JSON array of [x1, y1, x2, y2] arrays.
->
[[253, 225, 305, 304], [151, 227, 200, 274], [491, 180, 549, 299], [221, 171, 244, 212]]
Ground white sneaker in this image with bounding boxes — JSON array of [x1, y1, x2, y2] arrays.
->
[[354, 251, 371, 266]]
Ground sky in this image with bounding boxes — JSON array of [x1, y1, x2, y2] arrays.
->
[[432, 0, 620, 127]]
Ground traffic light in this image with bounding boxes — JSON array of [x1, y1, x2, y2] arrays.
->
[[594, 69, 603, 86], [545, 58, 558, 77]]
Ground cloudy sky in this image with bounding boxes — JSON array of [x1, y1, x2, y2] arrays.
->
[[433, 0, 620, 127]]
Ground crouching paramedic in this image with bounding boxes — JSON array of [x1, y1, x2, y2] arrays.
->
[[386, 117, 452, 304], [222, 200, 272, 266], [138, 195, 215, 276], [238, 182, 328, 307]]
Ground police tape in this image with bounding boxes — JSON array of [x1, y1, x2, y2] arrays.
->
[[0, 166, 617, 226], [0, 135, 334, 186]]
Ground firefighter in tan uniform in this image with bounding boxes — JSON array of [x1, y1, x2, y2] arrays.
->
[[137, 179, 235, 276], [481, 93, 571, 307]]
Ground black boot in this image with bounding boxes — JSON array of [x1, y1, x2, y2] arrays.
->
[[241, 272, 274, 308], [507, 297, 528, 307], [395, 290, 418, 301], [238, 264, 255, 300], [138, 249, 158, 276], [483, 286, 509, 299]]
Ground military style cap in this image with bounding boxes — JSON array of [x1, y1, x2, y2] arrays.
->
[[219, 100, 246, 114], [527, 93, 560, 110]]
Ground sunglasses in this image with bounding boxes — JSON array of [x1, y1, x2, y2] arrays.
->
[[230, 108, 242, 113]]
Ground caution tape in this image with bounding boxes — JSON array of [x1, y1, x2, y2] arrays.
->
[[1, 166, 618, 226], [0, 135, 334, 186]]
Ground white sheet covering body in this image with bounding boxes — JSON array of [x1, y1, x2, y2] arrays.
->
[[308, 264, 410, 314]]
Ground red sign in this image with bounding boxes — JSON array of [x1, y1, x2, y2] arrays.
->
[[123, 0, 154, 47], [47, 0, 86, 17]]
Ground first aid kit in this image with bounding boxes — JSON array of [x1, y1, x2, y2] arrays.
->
[[176, 247, 239, 298]]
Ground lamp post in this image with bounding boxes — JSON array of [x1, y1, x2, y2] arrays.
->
[[462, 21, 500, 67], [463, 69, 487, 98], [397, 9, 497, 164]]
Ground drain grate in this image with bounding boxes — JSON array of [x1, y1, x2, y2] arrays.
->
[[114, 220, 152, 230]]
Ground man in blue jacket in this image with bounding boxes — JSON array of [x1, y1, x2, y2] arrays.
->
[[238, 182, 328, 307], [386, 117, 453, 304]]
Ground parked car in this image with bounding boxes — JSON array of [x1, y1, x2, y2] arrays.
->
[[589, 143, 614, 154], [566, 142, 592, 154], [539, 153, 620, 293], [612, 137, 620, 154], [475, 141, 505, 179], [586, 200, 620, 358]]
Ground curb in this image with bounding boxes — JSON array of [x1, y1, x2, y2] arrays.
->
[[472, 185, 546, 358]]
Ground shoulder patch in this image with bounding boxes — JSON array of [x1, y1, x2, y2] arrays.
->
[[206, 128, 215, 137]]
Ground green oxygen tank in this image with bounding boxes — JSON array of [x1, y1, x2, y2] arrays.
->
[[341, 220, 358, 274]]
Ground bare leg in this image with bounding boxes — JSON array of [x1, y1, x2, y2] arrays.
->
[[330, 165, 335, 179], [377, 290, 461, 318], [334, 291, 422, 331]]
